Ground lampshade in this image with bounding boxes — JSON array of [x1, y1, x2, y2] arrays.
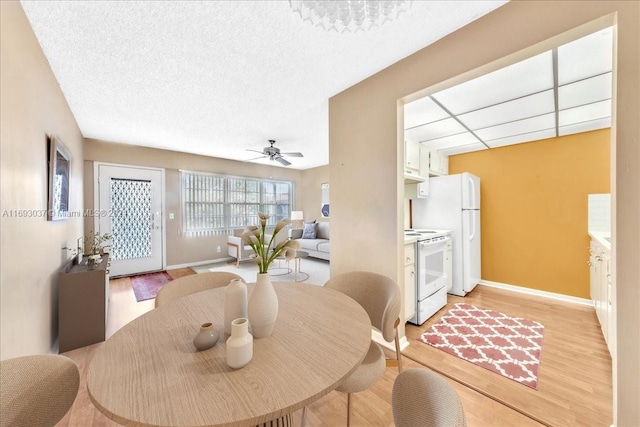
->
[[289, 0, 412, 33], [291, 211, 304, 221]]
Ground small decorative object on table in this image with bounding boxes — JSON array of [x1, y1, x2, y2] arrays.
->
[[193, 322, 220, 351], [241, 212, 300, 338], [224, 279, 248, 335], [225, 318, 253, 369], [86, 254, 101, 270]]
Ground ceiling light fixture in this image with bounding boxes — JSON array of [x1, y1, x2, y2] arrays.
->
[[289, 0, 412, 32]]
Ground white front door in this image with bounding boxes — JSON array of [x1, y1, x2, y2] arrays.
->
[[96, 164, 164, 277]]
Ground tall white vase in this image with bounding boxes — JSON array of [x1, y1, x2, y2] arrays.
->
[[247, 273, 279, 338], [225, 318, 253, 369], [224, 279, 247, 335]]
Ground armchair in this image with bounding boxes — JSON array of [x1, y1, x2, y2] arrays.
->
[[227, 229, 287, 267], [227, 233, 254, 267]]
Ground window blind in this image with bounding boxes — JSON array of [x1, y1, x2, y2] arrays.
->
[[181, 171, 292, 236]]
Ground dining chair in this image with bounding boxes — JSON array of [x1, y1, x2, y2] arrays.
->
[[322, 271, 402, 426], [392, 368, 467, 427], [155, 271, 244, 307], [0, 354, 80, 427]]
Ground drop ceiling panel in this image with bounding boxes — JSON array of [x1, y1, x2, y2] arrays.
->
[[404, 96, 449, 129], [404, 118, 467, 142], [476, 113, 555, 142], [485, 128, 557, 148], [558, 73, 612, 110], [559, 99, 611, 126], [441, 142, 488, 156], [431, 52, 553, 115], [557, 27, 613, 85], [457, 90, 555, 130], [559, 117, 611, 136], [403, 26, 612, 157], [421, 132, 480, 150]]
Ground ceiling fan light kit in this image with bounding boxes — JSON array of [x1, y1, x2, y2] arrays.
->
[[289, 0, 412, 33], [245, 140, 304, 167]]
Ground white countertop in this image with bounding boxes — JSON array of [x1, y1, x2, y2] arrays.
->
[[589, 231, 611, 252], [404, 229, 452, 244]]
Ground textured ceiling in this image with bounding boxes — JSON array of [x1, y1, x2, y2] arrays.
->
[[20, 0, 507, 170]]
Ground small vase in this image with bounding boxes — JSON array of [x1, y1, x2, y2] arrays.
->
[[193, 322, 219, 351], [247, 273, 279, 338], [226, 318, 253, 369], [224, 279, 248, 335]]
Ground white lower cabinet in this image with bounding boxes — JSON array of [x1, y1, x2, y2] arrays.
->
[[403, 243, 416, 322], [589, 236, 614, 356]]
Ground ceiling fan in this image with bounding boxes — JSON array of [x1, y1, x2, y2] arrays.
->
[[246, 140, 304, 166]]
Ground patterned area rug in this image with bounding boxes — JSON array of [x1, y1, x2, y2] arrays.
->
[[418, 303, 544, 389], [130, 271, 173, 302]]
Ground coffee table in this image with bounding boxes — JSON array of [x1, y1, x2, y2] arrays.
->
[[271, 250, 309, 282]]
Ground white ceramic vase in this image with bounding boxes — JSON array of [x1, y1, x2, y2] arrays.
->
[[224, 279, 247, 335], [247, 273, 279, 338], [225, 318, 253, 369], [193, 322, 219, 351]]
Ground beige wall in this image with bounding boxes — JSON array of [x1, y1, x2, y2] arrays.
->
[[300, 165, 329, 223], [83, 139, 304, 266], [0, 2, 85, 359], [329, 1, 638, 424]]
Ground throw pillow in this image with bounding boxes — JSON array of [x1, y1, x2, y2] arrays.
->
[[302, 222, 318, 239]]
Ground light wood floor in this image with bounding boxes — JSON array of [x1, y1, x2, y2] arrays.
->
[[57, 269, 611, 426]]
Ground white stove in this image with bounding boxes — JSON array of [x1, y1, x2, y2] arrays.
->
[[405, 229, 452, 325]]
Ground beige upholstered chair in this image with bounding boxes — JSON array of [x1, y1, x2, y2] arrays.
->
[[323, 271, 402, 426], [155, 271, 244, 307], [392, 368, 467, 427], [0, 354, 80, 427], [227, 233, 254, 267]]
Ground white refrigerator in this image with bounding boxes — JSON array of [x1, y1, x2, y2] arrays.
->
[[413, 172, 481, 296]]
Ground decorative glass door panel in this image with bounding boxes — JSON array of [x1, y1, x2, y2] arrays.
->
[[110, 179, 152, 261]]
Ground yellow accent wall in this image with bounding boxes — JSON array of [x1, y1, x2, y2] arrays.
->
[[449, 129, 610, 298]]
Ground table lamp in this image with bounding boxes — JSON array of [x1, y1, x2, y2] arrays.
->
[[291, 211, 304, 229]]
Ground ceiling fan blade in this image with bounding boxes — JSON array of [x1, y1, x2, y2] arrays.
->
[[280, 152, 304, 157], [245, 155, 267, 161], [246, 149, 265, 154], [274, 156, 291, 166]]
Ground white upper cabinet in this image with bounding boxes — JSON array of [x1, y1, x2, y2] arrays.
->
[[404, 140, 420, 173], [428, 150, 449, 176]]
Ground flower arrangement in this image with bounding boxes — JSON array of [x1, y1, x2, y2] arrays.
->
[[241, 212, 300, 274], [83, 230, 114, 255]]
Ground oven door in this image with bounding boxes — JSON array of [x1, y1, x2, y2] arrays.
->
[[417, 237, 449, 300]]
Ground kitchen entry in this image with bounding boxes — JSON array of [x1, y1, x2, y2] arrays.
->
[[95, 163, 165, 277]]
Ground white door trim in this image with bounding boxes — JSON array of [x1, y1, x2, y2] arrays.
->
[[93, 162, 166, 274]]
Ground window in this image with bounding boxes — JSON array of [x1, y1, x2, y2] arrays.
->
[[181, 171, 292, 236]]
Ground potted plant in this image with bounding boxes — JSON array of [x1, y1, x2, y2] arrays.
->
[[83, 230, 113, 256]]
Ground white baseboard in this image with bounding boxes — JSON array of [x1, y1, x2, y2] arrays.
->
[[166, 257, 233, 270], [479, 280, 593, 306], [371, 330, 409, 351]]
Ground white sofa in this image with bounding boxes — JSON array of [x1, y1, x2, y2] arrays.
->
[[288, 222, 330, 261]]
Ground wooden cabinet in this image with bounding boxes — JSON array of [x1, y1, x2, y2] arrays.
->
[[58, 255, 110, 353], [428, 150, 449, 176], [589, 237, 614, 356], [403, 242, 416, 322]]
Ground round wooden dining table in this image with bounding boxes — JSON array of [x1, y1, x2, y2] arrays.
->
[[87, 281, 372, 427]]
